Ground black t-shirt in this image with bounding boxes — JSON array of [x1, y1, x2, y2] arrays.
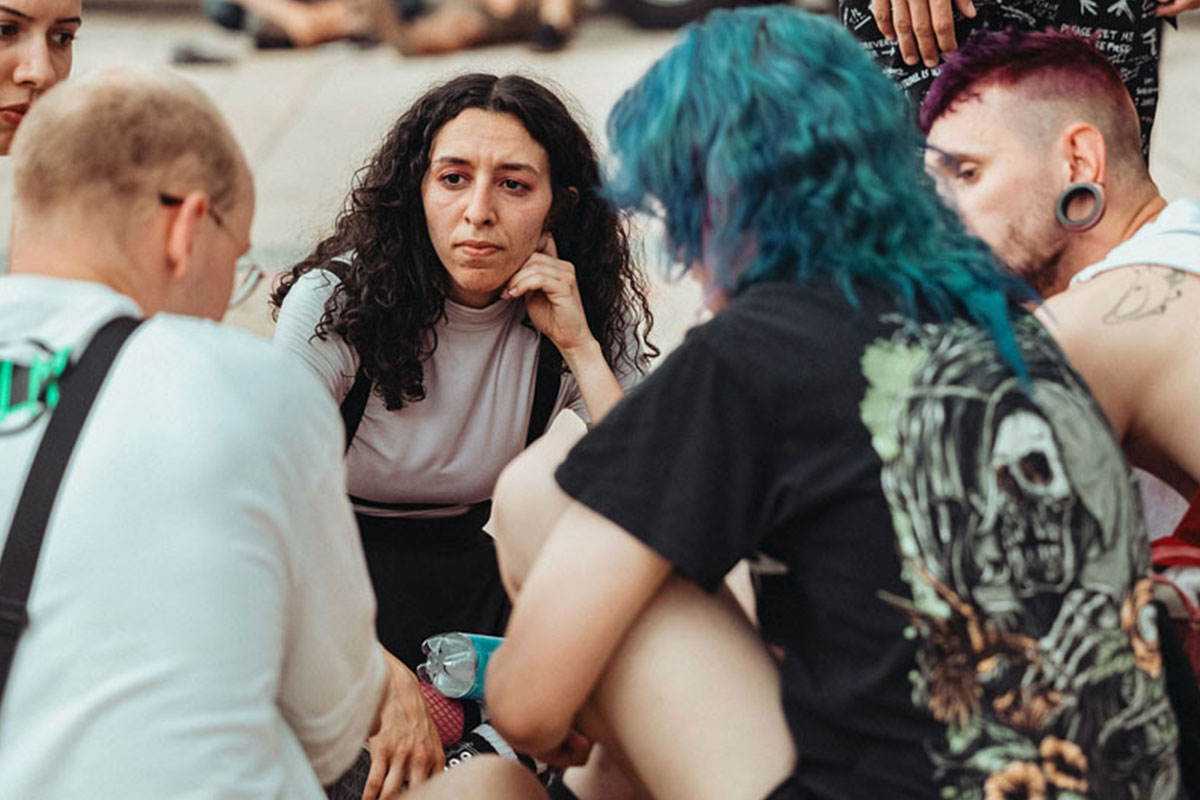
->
[[556, 280, 1181, 800]]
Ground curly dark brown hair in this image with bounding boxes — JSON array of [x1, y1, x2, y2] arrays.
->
[[271, 73, 656, 410]]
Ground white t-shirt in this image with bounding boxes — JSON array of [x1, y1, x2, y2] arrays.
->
[[274, 269, 641, 517], [1070, 197, 1200, 539], [0, 276, 386, 800]]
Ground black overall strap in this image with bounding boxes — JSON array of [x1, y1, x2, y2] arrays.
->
[[340, 366, 371, 454], [525, 336, 562, 447], [345, 336, 562, 514], [341, 336, 562, 455], [0, 315, 142, 705]]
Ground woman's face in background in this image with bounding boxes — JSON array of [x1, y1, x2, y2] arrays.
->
[[421, 108, 554, 308], [0, 0, 80, 155]]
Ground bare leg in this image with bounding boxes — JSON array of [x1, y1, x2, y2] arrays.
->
[[489, 425, 654, 800], [236, 0, 364, 45], [480, 0, 523, 19], [491, 423, 587, 597], [364, 0, 543, 55], [492, 433, 797, 800], [562, 743, 654, 800], [579, 576, 794, 800], [534, 0, 574, 32], [400, 755, 547, 800], [363, 0, 490, 54]]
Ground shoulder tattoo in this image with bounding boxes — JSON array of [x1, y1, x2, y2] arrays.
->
[[1101, 267, 1186, 326]]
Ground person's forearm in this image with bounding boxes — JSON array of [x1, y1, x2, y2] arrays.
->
[[237, 0, 298, 17], [486, 641, 578, 754], [560, 338, 623, 424], [487, 502, 673, 756]]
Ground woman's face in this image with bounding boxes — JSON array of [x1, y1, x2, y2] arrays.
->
[[421, 108, 554, 308], [0, 0, 80, 155]]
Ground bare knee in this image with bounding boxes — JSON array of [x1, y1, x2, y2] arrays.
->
[[404, 8, 490, 53], [563, 743, 654, 800], [404, 757, 546, 800], [587, 577, 795, 800], [492, 423, 582, 595]]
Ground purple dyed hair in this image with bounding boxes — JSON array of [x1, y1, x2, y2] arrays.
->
[[919, 28, 1135, 137]]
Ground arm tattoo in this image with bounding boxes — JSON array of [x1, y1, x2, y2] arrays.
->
[[1101, 268, 1186, 326]]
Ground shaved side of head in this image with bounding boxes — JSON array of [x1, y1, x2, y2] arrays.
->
[[921, 29, 1146, 186]]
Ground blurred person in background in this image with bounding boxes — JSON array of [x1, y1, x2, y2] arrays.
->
[[204, 0, 577, 51], [271, 72, 654, 799], [0, 0, 80, 154], [202, 0, 367, 47], [485, 8, 1183, 800], [361, 0, 580, 53]]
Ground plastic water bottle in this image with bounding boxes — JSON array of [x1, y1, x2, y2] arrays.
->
[[418, 632, 503, 701]]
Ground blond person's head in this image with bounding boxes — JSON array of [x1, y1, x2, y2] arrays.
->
[[0, 0, 81, 154], [10, 66, 254, 320]]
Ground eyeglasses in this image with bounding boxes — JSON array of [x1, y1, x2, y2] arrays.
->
[[159, 192, 264, 310], [229, 258, 265, 310]]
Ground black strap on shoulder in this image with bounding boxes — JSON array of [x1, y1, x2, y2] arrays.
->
[[345, 336, 561, 514], [340, 366, 371, 454], [0, 315, 142, 705], [526, 336, 562, 447], [342, 335, 561, 456]]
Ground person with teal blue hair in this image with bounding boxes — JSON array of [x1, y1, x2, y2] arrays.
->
[[605, 4, 1029, 359], [484, 7, 1181, 800]]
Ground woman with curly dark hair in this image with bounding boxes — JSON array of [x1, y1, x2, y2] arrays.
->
[[272, 73, 654, 797]]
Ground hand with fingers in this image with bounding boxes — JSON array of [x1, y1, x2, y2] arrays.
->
[[871, 0, 976, 67], [503, 234, 596, 355], [1156, 0, 1200, 15], [361, 651, 446, 800], [530, 728, 595, 771]]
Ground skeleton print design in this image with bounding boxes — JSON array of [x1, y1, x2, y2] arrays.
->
[[860, 317, 1179, 800]]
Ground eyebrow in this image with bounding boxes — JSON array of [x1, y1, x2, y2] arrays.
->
[[432, 156, 541, 176], [0, 5, 81, 23], [924, 144, 982, 171]]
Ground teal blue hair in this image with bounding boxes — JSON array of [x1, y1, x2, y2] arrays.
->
[[606, 7, 1033, 371]]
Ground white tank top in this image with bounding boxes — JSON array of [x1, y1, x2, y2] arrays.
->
[[1069, 196, 1200, 538], [1070, 197, 1200, 285]]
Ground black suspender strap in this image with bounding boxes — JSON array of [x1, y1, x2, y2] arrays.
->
[[525, 336, 562, 447], [345, 336, 562, 514], [340, 366, 371, 454], [341, 335, 563, 455], [0, 315, 142, 706]]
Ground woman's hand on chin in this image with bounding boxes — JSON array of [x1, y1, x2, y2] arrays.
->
[[504, 234, 596, 356]]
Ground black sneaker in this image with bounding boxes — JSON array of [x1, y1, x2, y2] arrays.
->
[[253, 22, 296, 49]]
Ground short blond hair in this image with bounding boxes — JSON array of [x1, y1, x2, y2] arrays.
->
[[12, 66, 246, 220]]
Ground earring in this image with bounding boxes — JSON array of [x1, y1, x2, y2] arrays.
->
[[1055, 182, 1106, 231]]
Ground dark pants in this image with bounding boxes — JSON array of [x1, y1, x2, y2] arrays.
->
[[763, 775, 809, 800], [356, 504, 511, 671]]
